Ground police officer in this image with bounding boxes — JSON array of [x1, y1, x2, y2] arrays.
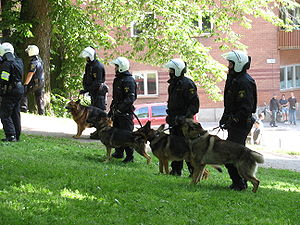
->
[[108, 57, 137, 163], [165, 58, 200, 176], [21, 45, 45, 115], [0, 42, 24, 142], [79, 46, 107, 110], [219, 50, 257, 191]]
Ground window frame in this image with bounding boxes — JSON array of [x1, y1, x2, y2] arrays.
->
[[193, 11, 214, 36], [280, 6, 300, 30], [132, 70, 159, 97], [280, 64, 300, 90]]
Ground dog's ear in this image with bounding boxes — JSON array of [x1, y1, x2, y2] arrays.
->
[[76, 99, 81, 104], [157, 124, 165, 131], [144, 121, 151, 129]]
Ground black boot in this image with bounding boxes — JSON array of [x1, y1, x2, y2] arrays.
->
[[1, 135, 17, 142], [169, 170, 182, 176], [226, 163, 247, 191], [170, 161, 183, 176], [112, 152, 124, 159], [122, 155, 134, 163], [229, 181, 247, 191], [112, 148, 124, 159]]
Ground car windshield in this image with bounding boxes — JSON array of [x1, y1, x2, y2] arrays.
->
[[135, 107, 149, 118], [152, 105, 167, 117]]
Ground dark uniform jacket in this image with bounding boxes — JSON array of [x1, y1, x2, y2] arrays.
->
[[28, 56, 44, 88], [110, 71, 137, 114], [0, 53, 24, 96], [222, 72, 257, 127], [83, 59, 105, 96], [29, 56, 44, 81], [167, 76, 199, 125], [269, 97, 280, 111]]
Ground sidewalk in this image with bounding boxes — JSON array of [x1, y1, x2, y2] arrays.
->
[[1, 113, 299, 172]]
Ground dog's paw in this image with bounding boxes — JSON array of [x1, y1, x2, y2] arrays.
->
[[73, 135, 80, 139]]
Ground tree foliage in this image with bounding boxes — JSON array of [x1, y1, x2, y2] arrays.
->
[[51, 0, 299, 103], [1, 0, 300, 115]]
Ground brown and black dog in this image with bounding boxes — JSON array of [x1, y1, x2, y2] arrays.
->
[[177, 118, 264, 193], [90, 115, 151, 164], [65, 100, 106, 139], [135, 121, 222, 179]]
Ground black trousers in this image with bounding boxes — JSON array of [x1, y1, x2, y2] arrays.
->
[[91, 94, 106, 111], [0, 94, 22, 140], [112, 114, 134, 157], [225, 124, 252, 185], [21, 84, 45, 115], [169, 125, 194, 174]]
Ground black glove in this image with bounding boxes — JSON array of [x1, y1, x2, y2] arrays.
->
[[219, 114, 238, 130], [79, 89, 87, 95]]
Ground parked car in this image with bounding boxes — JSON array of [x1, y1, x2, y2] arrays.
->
[[133, 102, 197, 127], [133, 103, 168, 126]]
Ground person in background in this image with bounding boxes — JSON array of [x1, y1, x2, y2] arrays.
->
[[21, 45, 45, 115], [288, 92, 297, 125], [79, 46, 107, 110], [0, 42, 24, 142], [219, 50, 257, 191], [269, 93, 280, 127], [279, 94, 289, 124], [253, 113, 264, 145], [108, 57, 137, 163], [165, 58, 200, 177]]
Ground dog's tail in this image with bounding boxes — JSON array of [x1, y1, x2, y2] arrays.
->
[[250, 151, 264, 164]]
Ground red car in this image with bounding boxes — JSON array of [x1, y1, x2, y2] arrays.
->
[[133, 102, 197, 127]]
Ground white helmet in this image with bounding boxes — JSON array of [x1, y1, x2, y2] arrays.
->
[[110, 57, 130, 73], [79, 46, 96, 61], [0, 42, 14, 57], [25, 45, 39, 56], [164, 58, 186, 77], [222, 50, 249, 73]]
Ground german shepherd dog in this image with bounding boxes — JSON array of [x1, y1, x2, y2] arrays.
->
[[177, 118, 264, 193], [65, 100, 106, 139], [90, 115, 152, 164], [135, 121, 222, 178]]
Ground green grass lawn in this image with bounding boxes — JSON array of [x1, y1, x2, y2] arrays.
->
[[0, 131, 299, 225]]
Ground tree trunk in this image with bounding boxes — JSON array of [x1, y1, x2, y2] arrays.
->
[[1, 0, 12, 39], [19, 0, 52, 114]]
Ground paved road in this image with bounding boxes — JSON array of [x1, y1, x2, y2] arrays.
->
[[1, 113, 299, 172]]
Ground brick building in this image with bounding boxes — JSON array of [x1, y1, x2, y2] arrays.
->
[[104, 7, 300, 122]]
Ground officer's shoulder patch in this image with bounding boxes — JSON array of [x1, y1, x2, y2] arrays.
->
[[238, 90, 246, 98], [189, 88, 195, 94], [30, 64, 35, 70]]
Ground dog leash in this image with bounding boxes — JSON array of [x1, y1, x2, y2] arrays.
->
[[131, 109, 143, 127]]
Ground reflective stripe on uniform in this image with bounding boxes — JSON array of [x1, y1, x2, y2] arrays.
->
[[1, 71, 10, 81]]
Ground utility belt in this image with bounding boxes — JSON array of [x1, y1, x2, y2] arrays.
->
[[0, 81, 22, 95]]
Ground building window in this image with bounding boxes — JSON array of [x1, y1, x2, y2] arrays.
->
[[133, 71, 158, 96], [130, 13, 155, 37], [280, 6, 300, 29], [280, 65, 300, 90], [193, 12, 213, 36]]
